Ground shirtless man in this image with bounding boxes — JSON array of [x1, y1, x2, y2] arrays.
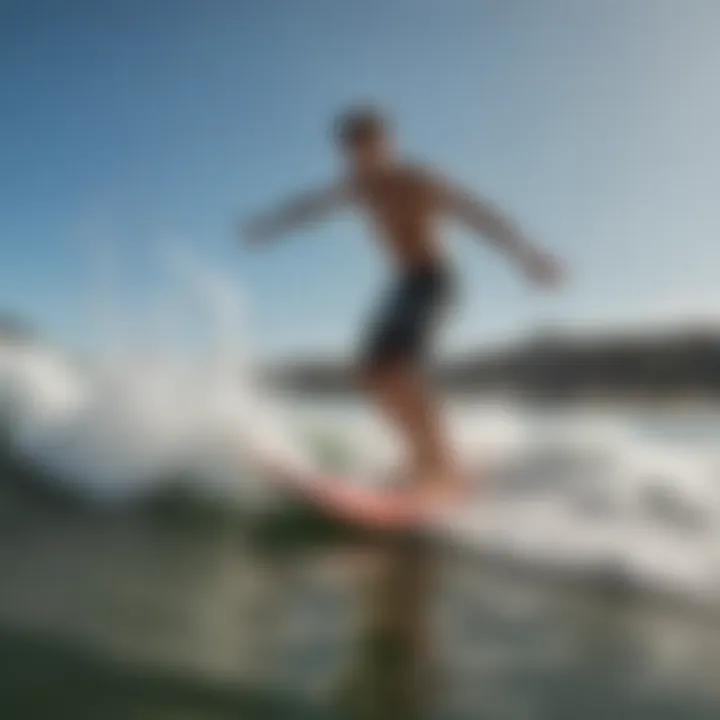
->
[[243, 107, 562, 510]]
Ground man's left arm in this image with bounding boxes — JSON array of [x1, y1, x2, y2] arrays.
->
[[424, 169, 563, 287]]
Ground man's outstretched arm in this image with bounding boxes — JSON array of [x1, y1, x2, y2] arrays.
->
[[242, 182, 349, 245], [430, 172, 563, 286]]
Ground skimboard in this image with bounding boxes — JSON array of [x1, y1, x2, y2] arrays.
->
[[260, 456, 441, 532]]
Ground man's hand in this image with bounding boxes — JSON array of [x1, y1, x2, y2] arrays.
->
[[522, 249, 564, 289], [241, 216, 275, 246]]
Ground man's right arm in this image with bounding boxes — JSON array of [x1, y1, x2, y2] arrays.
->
[[242, 181, 350, 245]]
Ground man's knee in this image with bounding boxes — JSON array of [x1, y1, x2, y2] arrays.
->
[[358, 361, 389, 389], [358, 356, 406, 389]]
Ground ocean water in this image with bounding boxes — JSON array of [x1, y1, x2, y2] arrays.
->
[[2, 477, 720, 720], [2, 258, 720, 718]]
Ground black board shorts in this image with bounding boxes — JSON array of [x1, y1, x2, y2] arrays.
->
[[361, 263, 454, 370]]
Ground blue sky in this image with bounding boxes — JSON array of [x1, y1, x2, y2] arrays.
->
[[2, 0, 720, 358]]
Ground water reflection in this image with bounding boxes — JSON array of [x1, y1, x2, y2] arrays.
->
[[332, 538, 437, 719], [1, 489, 720, 719]]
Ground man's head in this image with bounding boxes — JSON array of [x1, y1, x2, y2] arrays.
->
[[334, 107, 393, 172]]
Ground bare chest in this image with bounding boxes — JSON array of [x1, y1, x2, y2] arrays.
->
[[354, 176, 432, 236]]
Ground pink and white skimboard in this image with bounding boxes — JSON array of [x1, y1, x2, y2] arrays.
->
[[261, 455, 440, 532]]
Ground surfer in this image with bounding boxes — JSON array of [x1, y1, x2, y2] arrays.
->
[[243, 107, 562, 515]]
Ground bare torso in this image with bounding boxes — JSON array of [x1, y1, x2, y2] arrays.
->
[[350, 165, 443, 271]]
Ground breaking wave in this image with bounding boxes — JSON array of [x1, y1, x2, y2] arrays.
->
[[2, 251, 720, 607]]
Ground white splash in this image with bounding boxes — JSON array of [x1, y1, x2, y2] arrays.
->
[[0, 248, 310, 503]]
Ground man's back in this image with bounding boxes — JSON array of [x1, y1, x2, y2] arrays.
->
[[351, 164, 442, 270]]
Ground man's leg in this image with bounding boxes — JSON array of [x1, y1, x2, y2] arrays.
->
[[363, 359, 461, 501], [360, 265, 461, 502]]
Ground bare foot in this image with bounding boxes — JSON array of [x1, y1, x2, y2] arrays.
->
[[409, 466, 467, 515]]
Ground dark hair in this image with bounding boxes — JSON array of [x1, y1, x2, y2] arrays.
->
[[333, 106, 389, 147]]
